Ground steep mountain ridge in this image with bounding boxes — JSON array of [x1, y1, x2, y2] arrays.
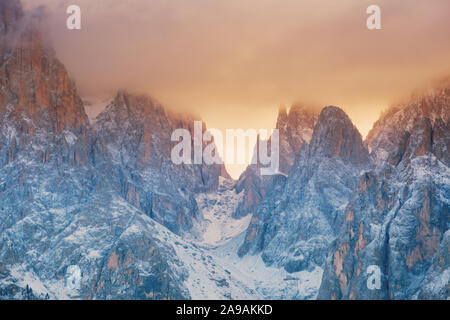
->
[[276, 104, 318, 174], [367, 85, 450, 166], [238, 106, 370, 276], [319, 91, 449, 299], [93, 91, 228, 234], [233, 105, 318, 218]]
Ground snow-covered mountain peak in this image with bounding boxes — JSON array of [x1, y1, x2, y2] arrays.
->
[[366, 82, 449, 165]]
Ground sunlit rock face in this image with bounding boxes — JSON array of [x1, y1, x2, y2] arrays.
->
[[307, 107, 369, 166], [0, 1, 92, 174], [0, 6, 88, 135], [319, 90, 449, 300], [238, 106, 370, 274]]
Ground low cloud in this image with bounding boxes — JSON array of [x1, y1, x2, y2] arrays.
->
[[21, 0, 450, 139]]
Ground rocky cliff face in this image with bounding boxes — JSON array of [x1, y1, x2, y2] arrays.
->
[[276, 105, 318, 174], [233, 105, 318, 218], [367, 84, 450, 166], [93, 91, 228, 234], [238, 106, 370, 276], [318, 91, 449, 300], [0, 0, 91, 173], [0, 4, 88, 134]]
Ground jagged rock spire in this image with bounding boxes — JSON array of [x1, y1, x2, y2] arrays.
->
[[308, 106, 368, 166]]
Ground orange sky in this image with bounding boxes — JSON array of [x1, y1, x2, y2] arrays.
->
[[23, 0, 450, 178]]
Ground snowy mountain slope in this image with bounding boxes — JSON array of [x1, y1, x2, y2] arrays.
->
[[192, 177, 252, 248], [211, 232, 323, 300], [0, 184, 258, 299]]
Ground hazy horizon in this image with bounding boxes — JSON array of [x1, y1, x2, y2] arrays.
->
[[21, 0, 450, 178]]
